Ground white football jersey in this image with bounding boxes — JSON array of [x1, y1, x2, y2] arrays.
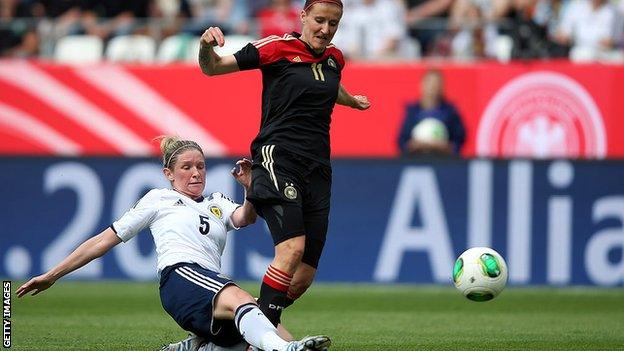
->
[[112, 188, 240, 273]]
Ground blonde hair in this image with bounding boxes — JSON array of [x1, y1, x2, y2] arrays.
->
[[158, 136, 204, 169]]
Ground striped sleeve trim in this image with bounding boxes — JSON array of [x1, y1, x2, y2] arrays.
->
[[252, 34, 297, 49]]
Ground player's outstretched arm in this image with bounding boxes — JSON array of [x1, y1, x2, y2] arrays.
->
[[16, 228, 122, 297], [199, 26, 241, 76], [336, 84, 370, 110], [230, 158, 257, 228]]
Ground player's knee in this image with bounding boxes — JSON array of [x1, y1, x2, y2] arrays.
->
[[233, 287, 256, 305], [214, 285, 256, 318]]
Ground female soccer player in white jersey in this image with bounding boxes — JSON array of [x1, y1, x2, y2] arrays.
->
[[16, 136, 331, 351]]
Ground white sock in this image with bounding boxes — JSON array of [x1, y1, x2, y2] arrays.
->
[[235, 303, 288, 351]]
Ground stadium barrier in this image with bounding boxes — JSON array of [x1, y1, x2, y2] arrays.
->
[[1, 60, 624, 158], [1, 157, 623, 286]]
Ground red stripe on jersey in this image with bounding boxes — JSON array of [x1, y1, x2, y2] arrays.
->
[[252, 35, 282, 48], [255, 35, 345, 67], [253, 35, 297, 50]]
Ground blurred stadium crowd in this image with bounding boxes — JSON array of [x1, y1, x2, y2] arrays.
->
[[1, 0, 624, 62]]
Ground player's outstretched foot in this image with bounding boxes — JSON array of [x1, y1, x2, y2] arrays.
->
[[283, 335, 331, 351], [161, 334, 204, 351]]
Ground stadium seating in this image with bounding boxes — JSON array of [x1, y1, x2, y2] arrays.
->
[[400, 37, 422, 60], [105, 35, 157, 63], [213, 35, 256, 56], [569, 46, 624, 64], [157, 35, 201, 63], [493, 35, 513, 63], [187, 38, 201, 62], [54, 35, 104, 64]]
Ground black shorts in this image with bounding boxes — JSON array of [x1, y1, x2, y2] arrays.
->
[[247, 145, 331, 268]]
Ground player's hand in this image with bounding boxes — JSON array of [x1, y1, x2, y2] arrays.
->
[[352, 95, 370, 110], [200, 26, 225, 48], [231, 158, 252, 189], [16, 274, 55, 298]]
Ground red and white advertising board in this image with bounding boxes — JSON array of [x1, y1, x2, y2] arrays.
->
[[1, 60, 622, 158]]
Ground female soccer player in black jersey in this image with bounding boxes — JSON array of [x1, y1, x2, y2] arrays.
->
[[198, 0, 370, 328]]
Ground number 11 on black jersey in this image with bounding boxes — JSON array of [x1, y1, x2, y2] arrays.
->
[[311, 63, 325, 82]]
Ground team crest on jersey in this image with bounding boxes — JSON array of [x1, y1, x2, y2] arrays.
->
[[327, 57, 336, 68], [210, 206, 223, 218], [284, 183, 298, 200]]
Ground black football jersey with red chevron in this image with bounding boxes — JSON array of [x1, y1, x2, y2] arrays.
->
[[234, 32, 345, 166]]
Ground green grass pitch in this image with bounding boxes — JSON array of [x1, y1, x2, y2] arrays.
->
[[10, 282, 624, 350]]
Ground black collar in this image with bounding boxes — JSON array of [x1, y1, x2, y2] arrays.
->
[[292, 32, 326, 57]]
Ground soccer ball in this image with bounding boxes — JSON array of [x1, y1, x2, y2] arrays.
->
[[411, 118, 448, 143], [453, 247, 508, 302]]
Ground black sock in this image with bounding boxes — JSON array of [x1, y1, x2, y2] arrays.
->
[[284, 296, 295, 309], [257, 282, 288, 326], [257, 265, 292, 326]]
